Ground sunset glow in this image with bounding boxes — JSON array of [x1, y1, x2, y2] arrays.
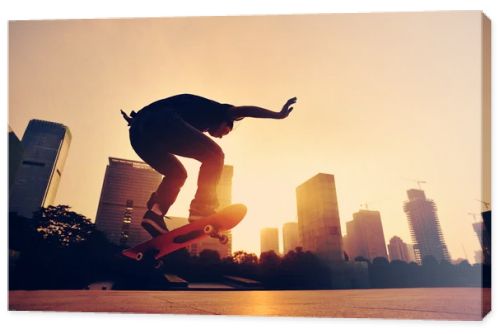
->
[[9, 12, 488, 261]]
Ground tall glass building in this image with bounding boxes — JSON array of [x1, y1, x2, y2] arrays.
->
[[282, 222, 299, 254], [95, 157, 162, 246], [296, 173, 344, 263], [344, 210, 388, 261], [387, 236, 414, 263], [8, 126, 23, 192], [9, 119, 71, 217], [403, 189, 450, 263], [260, 227, 279, 254]]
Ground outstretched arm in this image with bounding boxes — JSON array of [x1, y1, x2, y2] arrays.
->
[[230, 97, 297, 120]]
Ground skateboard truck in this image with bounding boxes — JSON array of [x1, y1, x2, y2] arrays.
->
[[132, 250, 163, 269], [203, 224, 229, 244]]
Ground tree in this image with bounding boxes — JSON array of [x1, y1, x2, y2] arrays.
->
[[388, 260, 410, 288], [279, 248, 331, 289], [421, 255, 439, 267], [354, 256, 370, 263], [33, 205, 94, 247], [9, 212, 37, 252], [232, 251, 259, 279], [233, 251, 258, 265], [258, 251, 282, 288], [198, 249, 221, 265], [372, 257, 389, 266], [259, 250, 281, 267], [368, 257, 391, 288], [9, 205, 120, 290]]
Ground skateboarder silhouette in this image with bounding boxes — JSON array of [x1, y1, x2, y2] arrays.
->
[[122, 94, 296, 237]]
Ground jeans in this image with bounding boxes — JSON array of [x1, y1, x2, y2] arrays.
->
[[129, 109, 223, 215]]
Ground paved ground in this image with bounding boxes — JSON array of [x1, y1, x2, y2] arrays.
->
[[9, 288, 490, 321]]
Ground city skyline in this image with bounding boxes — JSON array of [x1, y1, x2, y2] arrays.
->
[[9, 12, 489, 260], [9, 119, 486, 264]]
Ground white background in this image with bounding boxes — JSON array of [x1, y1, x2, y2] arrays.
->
[[0, 0, 498, 333]]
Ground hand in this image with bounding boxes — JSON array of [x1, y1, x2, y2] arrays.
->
[[278, 97, 297, 119]]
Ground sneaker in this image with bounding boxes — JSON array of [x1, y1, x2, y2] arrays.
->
[[141, 210, 169, 237]]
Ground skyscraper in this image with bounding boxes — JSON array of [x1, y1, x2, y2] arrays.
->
[[387, 236, 412, 262], [403, 189, 450, 263], [282, 222, 299, 254], [296, 173, 343, 263], [95, 157, 161, 246], [189, 165, 234, 258], [344, 210, 388, 261], [9, 119, 71, 217], [260, 228, 279, 254], [474, 211, 491, 265], [9, 126, 23, 192], [406, 244, 417, 263], [472, 221, 484, 244]]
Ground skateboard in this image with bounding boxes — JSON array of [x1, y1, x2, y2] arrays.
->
[[122, 204, 247, 263]]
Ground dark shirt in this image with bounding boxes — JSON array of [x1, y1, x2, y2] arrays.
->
[[139, 94, 234, 132]]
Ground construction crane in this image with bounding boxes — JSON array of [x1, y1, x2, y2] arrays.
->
[[476, 199, 490, 211], [405, 179, 427, 190]]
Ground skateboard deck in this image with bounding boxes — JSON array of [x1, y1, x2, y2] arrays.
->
[[122, 203, 247, 262]]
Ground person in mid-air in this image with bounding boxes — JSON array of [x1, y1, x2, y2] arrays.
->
[[122, 94, 297, 237]]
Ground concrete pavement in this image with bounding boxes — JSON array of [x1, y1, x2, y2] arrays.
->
[[9, 288, 490, 320]]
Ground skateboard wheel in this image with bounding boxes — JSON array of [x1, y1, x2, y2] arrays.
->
[[136, 252, 143, 261], [203, 224, 215, 235], [219, 234, 229, 245], [154, 260, 164, 270]]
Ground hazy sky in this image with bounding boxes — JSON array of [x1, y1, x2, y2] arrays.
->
[[9, 12, 488, 260]]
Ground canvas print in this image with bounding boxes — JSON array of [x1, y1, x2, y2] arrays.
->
[[8, 11, 491, 320]]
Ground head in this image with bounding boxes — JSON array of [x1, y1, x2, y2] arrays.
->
[[208, 121, 233, 138]]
